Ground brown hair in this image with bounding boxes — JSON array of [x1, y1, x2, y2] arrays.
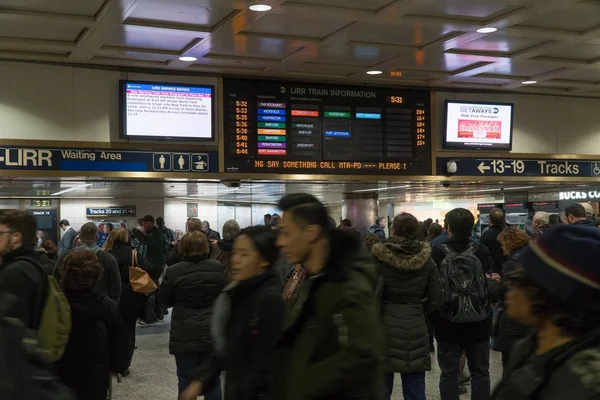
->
[[41, 239, 57, 256], [497, 227, 530, 256], [186, 218, 203, 233], [178, 231, 209, 259], [60, 249, 102, 291], [102, 227, 129, 251]]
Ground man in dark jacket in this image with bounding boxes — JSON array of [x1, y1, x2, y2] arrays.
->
[[58, 219, 77, 257], [492, 225, 600, 400], [370, 216, 387, 239], [481, 207, 506, 274], [565, 203, 595, 227], [431, 208, 495, 400], [157, 217, 175, 243], [273, 193, 382, 400], [55, 222, 121, 302], [0, 210, 49, 330], [201, 221, 221, 242], [531, 211, 551, 238]]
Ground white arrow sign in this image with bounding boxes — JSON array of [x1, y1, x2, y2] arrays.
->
[[478, 162, 491, 174]]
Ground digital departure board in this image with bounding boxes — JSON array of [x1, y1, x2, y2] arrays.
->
[[223, 79, 431, 175]]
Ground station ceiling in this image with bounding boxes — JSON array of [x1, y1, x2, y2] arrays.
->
[[1, 178, 577, 203], [2, 0, 600, 97]]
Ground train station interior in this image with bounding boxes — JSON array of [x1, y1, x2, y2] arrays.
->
[[2, 0, 600, 399]]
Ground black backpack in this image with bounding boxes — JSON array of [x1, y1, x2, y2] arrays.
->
[[0, 294, 74, 400], [439, 243, 490, 323]]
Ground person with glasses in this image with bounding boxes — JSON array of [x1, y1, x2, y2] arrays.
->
[[0, 210, 50, 330]]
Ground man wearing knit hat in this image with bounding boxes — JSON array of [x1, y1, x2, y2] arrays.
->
[[492, 225, 600, 400]]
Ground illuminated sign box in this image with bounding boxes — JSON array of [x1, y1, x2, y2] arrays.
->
[[86, 206, 136, 217]]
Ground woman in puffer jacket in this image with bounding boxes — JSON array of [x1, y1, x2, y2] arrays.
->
[[368, 212, 444, 400]]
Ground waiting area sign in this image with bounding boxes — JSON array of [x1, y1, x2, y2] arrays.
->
[[437, 157, 600, 178], [0, 146, 218, 174]]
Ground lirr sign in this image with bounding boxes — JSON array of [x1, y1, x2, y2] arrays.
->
[[0, 147, 218, 173], [437, 157, 600, 177]]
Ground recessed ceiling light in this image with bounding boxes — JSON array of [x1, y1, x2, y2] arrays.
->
[[178, 56, 197, 62], [522, 80, 537, 85], [249, 4, 272, 11], [366, 70, 383, 75], [477, 27, 497, 34]]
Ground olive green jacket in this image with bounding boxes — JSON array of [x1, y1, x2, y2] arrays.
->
[[272, 233, 382, 400]]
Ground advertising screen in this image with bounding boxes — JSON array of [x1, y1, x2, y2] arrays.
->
[[120, 81, 215, 141], [444, 101, 514, 150], [223, 78, 432, 175]]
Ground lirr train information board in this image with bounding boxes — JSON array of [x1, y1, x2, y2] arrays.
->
[[223, 79, 432, 175]]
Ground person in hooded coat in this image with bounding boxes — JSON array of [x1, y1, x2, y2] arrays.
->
[[369, 213, 443, 400], [55, 249, 129, 400]]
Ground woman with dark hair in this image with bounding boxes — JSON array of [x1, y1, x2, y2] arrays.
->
[[41, 239, 58, 261], [55, 249, 128, 400], [494, 227, 532, 369], [370, 212, 443, 400], [158, 231, 225, 399], [426, 222, 443, 242], [181, 226, 284, 400], [103, 227, 145, 373], [548, 214, 563, 225]]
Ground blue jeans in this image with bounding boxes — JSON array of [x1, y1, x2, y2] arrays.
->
[[438, 340, 490, 400], [384, 372, 426, 400], [174, 354, 222, 400]]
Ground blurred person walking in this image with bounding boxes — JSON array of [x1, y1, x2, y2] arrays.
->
[[273, 193, 382, 400], [180, 226, 283, 400], [370, 212, 443, 400], [55, 249, 129, 400], [492, 225, 600, 400], [493, 227, 532, 370], [159, 231, 225, 399], [210, 219, 240, 280], [103, 227, 146, 373]]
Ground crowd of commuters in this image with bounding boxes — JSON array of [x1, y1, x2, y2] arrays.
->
[[1, 198, 600, 400]]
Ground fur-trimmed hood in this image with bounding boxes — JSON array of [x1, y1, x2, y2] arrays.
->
[[371, 236, 431, 270]]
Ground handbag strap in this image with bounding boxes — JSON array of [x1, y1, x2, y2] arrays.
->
[[131, 249, 139, 268]]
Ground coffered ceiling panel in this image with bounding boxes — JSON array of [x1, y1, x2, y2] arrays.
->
[[0, 20, 83, 42], [0, 0, 599, 97], [449, 35, 543, 54], [104, 29, 194, 52], [242, 12, 351, 39], [348, 22, 454, 47], [517, 5, 600, 31], [126, 0, 233, 27], [0, 0, 105, 16], [410, 0, 519, 20], [284, 0, 396, 11]]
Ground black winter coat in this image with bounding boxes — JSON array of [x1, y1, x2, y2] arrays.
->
[[199, 271, 284, 400], [133, 226, 166, 274], [55, 290, 129, 400], [107, 242, 146, 316], [492, 332, 600, 400], [481, 224, 506, 273], [371, 237, 443, 373], [493, 249, 532, 353], [158, 257, 225, 355]]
